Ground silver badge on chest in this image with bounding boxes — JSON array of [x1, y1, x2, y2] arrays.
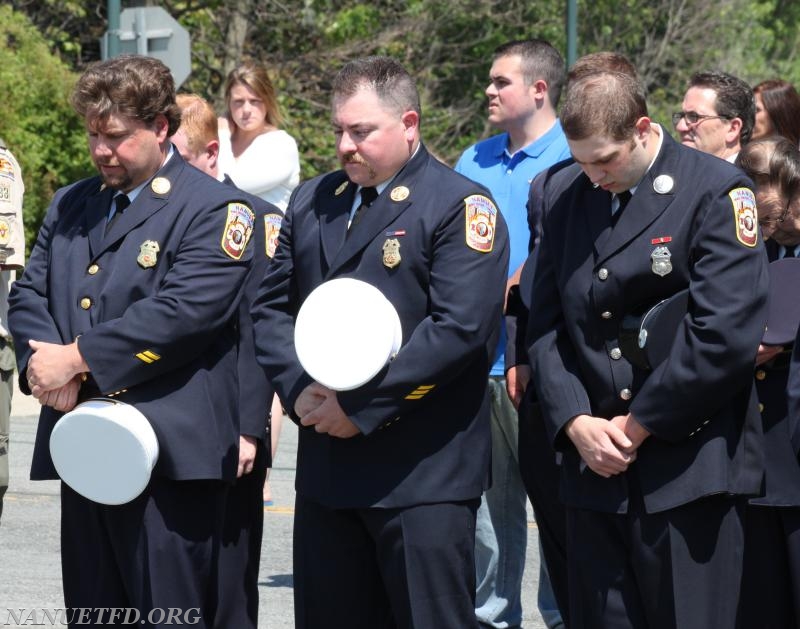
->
[[650, 246, 672, 277], [137, 240, 160, 269]]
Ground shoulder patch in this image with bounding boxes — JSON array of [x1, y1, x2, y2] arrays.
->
[[0, 157, 14, 182], [464, 195, 498, 253], [264, 214, 282, 258], [729, 188, 758, 247], [222, 202, 255, 259], [0, 217, 10, 245]]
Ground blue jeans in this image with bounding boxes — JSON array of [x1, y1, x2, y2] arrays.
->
[[475, 378, 528, 628]]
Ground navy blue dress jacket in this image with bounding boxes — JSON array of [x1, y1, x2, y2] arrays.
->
[[527, 132, 769, 514], [251, 145, 510, 509], [9, 151, 254, 482]]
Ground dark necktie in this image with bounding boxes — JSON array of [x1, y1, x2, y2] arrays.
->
[[611, 190, 632, 226], [349, 186, 378, 231], [784, 246, 796, 259], [105, 194, 130, 234]]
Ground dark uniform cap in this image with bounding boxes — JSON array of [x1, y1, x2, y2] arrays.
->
[[763, 258, 800, 346], [619, 289, 689, 371]]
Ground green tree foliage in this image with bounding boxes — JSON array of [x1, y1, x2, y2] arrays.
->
[[731, 0, 800, 86], [0, 6, 93, 249], [191, 0, 567, 176], [8, 0, 800, 247], [572, 0, 786, 132], [8, 0, 105, 66]]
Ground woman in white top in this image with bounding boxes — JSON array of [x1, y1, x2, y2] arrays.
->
[[218, 63, 300, 212]]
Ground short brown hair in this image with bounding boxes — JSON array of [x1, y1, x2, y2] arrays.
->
[[493, 39, 565, 108], [224, 62, 283, 128], [568, 52, 638, 84], [561, 71, 648, 141], [71, 54, 181, 136], [688, 71, 755, 144], [175, 93, 218, 156], [332, 56, 421, 118]]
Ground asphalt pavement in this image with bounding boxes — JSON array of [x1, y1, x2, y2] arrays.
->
[[0, 384, 549, 628]]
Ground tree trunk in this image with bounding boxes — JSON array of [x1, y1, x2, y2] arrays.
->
[[218, 0, 251, 103]]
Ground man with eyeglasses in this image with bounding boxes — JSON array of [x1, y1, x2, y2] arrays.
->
[[673, 71, 755, 162]]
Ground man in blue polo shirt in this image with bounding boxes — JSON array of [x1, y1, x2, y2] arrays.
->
[[455, 38, 570, 629]]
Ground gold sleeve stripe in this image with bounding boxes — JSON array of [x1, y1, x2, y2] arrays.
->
[[405, 384, 436, 400], [136, 350, 161, 363]]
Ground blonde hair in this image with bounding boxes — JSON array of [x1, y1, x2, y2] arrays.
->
[[175, 93, 218, 156], [224, 63, 283, 128]]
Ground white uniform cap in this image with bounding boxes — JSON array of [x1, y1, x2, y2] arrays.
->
[[49, 399, 159, 505], [294, 278, 402, 391]]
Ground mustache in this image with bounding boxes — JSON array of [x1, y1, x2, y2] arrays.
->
[[342, 154, 377, 179], [343, 154, 368, 166]]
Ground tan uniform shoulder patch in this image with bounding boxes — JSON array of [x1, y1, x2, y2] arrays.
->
[[464, 195, 498, 253], [730, 188, 758, 247], [265, 214, 282, 258], [222, 202, 255, 259]]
